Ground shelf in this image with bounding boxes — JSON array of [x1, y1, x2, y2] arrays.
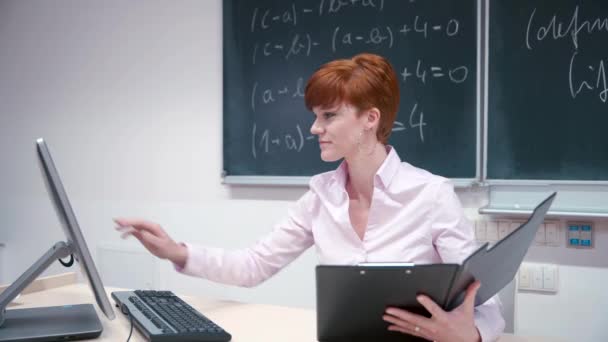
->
[[479, 205, 608, 218], [223, 176, 476, 187]]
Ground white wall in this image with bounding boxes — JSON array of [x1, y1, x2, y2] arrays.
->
[[0, 243, 5, 283], [0, 1, 606, 341], [0, 0, 315, 306]]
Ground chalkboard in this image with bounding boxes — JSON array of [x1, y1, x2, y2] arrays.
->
[[488, 0, 608, 180], [223, 0, 478, 179]]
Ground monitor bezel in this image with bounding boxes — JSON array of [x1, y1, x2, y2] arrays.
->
[[36, 138, 115, 320]]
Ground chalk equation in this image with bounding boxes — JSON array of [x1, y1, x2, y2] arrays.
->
[[252, 33, 320, 64], [332, 25, 395, 51], [331, 17, 459, 51], [524, 5, 607, 104], [396, 16, 460, 39], [251, 103, 426, 158], [251, 123, 310, 159], [400, 59, 469, 85], [393, 102, 427, 142], [250, 0, 385, 32], [250, 61, 466, 111], [525, 5, 608, 51], [569, 50, 607, 103], [251, 77, 305, 112], [251, 18, 462, 64]]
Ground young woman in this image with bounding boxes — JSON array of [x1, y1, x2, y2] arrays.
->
[[115, 53, 504, 342]]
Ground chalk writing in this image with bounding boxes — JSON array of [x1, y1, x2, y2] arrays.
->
[[401, 60, 469, 85], [569, 50, 608, 103]]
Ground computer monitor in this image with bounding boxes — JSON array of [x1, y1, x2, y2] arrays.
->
[[0, 138, 115, 341], [36, 138, 115, 320]]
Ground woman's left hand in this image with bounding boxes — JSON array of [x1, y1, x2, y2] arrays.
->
[[383, 280, 482, 342]]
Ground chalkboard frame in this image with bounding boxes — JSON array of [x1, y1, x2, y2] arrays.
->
[[483, 0, 608, 184]]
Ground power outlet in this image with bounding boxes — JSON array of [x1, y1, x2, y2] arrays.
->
[[544, 221, 560, 246], [518, 262, 558, 293], [486, 221, 499, 242], [475, 219, 559, 248], [534, 223, 546, 246], [498, 221, 511, 240], [475, 221, 486, 242]]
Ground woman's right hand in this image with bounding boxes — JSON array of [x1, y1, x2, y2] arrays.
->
[[114, 218, 188, 268]]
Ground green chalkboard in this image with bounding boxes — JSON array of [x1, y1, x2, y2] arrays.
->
[[488, 0, 608, 180], [223, 0, 478, 178]]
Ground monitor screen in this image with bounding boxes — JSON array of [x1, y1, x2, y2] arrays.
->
[[36, 138, 115, 320]]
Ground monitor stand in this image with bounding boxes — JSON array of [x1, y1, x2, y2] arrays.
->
[[0, 241, 103, 341]]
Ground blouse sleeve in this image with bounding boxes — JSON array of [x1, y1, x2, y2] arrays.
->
[[430, 180, 506, 341], [174, 190, 317, 287]]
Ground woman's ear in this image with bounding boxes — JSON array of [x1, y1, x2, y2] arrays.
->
[[365, 107, 381, 131]]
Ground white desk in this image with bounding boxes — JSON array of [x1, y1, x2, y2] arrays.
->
[[8, 282, 566, 342]]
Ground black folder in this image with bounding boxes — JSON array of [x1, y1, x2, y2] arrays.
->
[[316, 192, 556, 342]]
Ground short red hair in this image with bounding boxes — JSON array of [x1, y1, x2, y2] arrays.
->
[[304, 53, 400, 144]]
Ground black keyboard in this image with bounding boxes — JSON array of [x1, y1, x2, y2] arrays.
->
[[112, 290, 232, 342]]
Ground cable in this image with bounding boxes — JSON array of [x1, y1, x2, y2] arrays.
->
[[120, 303, 134, 342], [126, 311, 133, 342], [58, 254, 74, 267]]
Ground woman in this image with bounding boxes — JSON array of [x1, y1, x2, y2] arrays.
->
[[115, 53, 504, 341]]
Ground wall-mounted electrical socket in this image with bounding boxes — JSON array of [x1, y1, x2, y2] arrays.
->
[[518, 262, 558, 293], [475, 219, 561, 248], [544, 221, 560, 246]]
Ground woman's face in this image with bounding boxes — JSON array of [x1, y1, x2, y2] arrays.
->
[[310, 102, 369, 162]]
